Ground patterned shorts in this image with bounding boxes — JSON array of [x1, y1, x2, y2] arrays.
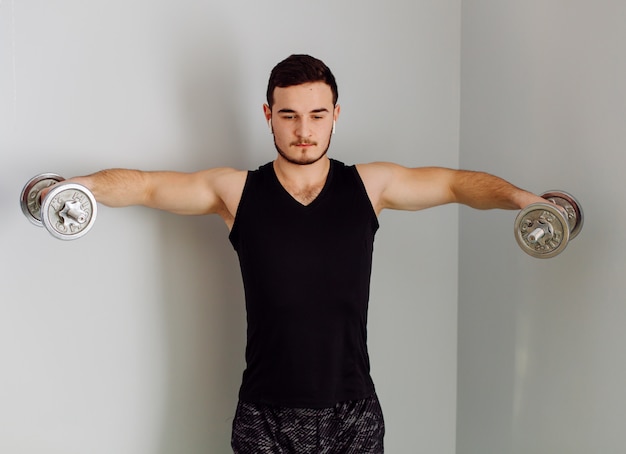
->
[[231, 394, 385, 453]]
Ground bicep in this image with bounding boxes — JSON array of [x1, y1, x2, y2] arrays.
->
[[359, 163, 457, 213], [145, 168, 245, 216]]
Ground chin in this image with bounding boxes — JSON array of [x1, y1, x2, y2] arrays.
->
[[275, 142, 331, 166]]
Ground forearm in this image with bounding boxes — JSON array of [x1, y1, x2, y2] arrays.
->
[[67, 169, 150, 207], [451, 170, 544, 210], [63, 167, 244, 216]]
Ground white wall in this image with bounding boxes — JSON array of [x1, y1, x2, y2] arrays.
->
[[1, 1, 461, 453], [458, 1, 626, 453]]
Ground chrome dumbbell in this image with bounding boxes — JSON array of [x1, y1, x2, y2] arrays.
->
[[20, 173, 97, 240], [514, 191, 583, 258]]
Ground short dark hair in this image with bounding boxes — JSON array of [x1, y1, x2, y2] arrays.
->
[[266, 54, 338, 108]]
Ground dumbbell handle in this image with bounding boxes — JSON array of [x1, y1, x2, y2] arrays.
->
[[527, 226, 547, 244], [61, 200, 88, 224]]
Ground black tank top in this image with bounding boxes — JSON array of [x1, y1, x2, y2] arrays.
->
[[229, 159, 379, 408]]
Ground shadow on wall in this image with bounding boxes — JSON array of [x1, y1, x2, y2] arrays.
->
[[156, 33, 248, 453], [158, 214, 245, 453]]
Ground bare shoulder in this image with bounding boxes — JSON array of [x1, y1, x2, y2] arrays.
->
[[199, 166, 248, 190], [356, 161, 446, 181], [355, 161, 401, 183], [355, 162, 401, 215], [197, 167, 248, 220]]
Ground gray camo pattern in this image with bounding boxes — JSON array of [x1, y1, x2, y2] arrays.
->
[[231, 394, 385, 453]]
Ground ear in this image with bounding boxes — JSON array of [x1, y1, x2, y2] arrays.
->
[[263, 104, 273, 132], [333, 104, 341, 134], [263, 104, 272, 122]]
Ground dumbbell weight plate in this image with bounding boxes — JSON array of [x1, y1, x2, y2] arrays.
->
[[40, 182, 97, 240], [514, 202, 570, 259], [20, 173, 65, 226], [540, 191, 584, 240]]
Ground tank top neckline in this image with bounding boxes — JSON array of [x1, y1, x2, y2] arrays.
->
[[268, 159, 337, 209]]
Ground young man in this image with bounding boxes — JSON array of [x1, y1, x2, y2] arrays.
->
[[50, 55, 545, 453]]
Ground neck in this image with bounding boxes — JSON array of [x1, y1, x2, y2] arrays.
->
[[273, 156, 331, 205]]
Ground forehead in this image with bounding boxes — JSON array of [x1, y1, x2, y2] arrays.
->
[[272, 82, 334, 111]]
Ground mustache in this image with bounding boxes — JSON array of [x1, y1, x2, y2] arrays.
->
[[290, 139, 317, 146]]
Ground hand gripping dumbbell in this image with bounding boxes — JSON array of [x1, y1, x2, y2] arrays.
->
[[514, 190, 583, 258], [20, 173, 97, 240]]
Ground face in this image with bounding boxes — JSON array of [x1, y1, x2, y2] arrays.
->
[[264, 82, 340, 166]]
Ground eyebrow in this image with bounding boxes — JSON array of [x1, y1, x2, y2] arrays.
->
[[276, 108, 330, 114]]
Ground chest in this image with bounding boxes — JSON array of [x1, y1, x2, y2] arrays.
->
[[281, 181, 325, 206]]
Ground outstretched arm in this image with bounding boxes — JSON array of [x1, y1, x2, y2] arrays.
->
[[45, 167, 247, 227], [356, 162, 545, 215]]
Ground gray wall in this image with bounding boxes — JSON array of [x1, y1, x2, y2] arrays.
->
[[458, 1, 626, 453], [1, 1, 460, 453]]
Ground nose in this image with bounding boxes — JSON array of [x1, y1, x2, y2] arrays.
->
[[295, 117, 312, 138]]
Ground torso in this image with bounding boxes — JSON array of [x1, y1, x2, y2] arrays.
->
[[228, 158, 379, 407]]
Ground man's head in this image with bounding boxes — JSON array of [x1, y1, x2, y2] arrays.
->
[[266, 54, 338, 109], [264, 55, 341, 166]]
